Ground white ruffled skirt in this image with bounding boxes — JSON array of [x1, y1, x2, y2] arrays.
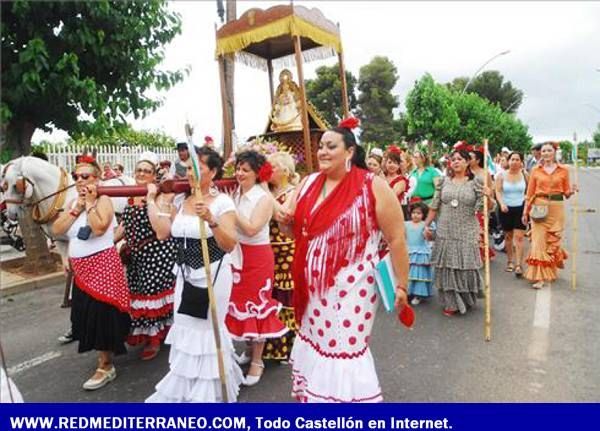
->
[[146, 260, 244, 403]]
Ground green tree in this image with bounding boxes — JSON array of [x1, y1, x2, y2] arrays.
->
[[447, 70, 524, 114], [1, 0, 183, 274], [305, 63, 358, 126], [406, 73, 460, 145], [1, 0, 185, 156], [593, 122, 600, 147], [357, 56, 399, 145]]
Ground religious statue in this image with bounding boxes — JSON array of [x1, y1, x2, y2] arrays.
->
[[270, 69, 303, 132]]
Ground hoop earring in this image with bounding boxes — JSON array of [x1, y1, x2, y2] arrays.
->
[[345, 158, 352, 172]]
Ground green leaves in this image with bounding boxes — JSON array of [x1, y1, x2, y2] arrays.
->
[[2, 0, 184, 155], [406, 74, 531, 154], [305, 63, 358, 126], [357, 56, 399, 145]]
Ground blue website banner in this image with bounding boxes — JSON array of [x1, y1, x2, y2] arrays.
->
[[1, 404, 599, 431]]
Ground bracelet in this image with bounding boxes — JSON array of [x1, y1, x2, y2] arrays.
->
[[396, 286, 408, 293], [69, 210, 80, 218], [208, 220, 219, 229]]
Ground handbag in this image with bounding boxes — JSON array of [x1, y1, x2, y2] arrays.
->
[[530, 204, 548, 221], [177, 259, 224, 319]]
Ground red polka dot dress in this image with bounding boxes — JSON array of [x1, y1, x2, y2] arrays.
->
[[290, 171, 384, 403]]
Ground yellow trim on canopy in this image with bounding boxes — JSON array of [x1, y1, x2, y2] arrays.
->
[[216, 15, 342, 58]]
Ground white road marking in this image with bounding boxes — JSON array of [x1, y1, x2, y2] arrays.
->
[[528, 286, 552, 362], [7, 351, 61, 375]]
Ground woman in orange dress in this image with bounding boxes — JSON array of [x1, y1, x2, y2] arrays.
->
[[522, 142, 577, 289]]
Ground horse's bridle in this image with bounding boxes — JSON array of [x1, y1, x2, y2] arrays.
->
[[2, 162, 75, 223]]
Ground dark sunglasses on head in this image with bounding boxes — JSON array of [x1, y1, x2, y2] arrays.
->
[[72, 173, 95, 181], [136, 168, 154, 175]]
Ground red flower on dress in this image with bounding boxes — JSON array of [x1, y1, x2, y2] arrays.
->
[[337, 117, 360, 130], [258, 162, 273, 183]]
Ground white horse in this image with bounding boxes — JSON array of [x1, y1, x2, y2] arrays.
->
[[1, 156, 134, 261]]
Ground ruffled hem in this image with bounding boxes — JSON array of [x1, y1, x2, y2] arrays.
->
[[146, 323, 244, 403], [289, 332, 382, 403], [127, 325, 170, 346], [130, 302, 173, 319], [434, 268, 483, 314], [431, 238, 481, 270], [225, 314, 288, 341], [408, 281, 434, 297]]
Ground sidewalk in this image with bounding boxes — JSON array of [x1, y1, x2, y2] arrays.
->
[[0, 245, 66, 298]]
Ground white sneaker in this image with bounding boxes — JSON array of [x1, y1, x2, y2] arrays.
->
[[57, 329, 74, 344], [411, 297, 421, 306], [82, 367, 116, 391], [235, 351, 251, 365]]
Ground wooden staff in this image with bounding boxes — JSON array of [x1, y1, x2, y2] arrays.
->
[[185, 124, 229, 402], [483, 139, 492, 341], [60, 270, 73, 308], [571, 133, 579, 291]]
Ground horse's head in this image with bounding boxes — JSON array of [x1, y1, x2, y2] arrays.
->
[[1, 158, 33, 221]]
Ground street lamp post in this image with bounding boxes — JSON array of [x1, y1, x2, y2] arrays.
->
[[461, 50, 511, 95], [503, 94, 526, 114]]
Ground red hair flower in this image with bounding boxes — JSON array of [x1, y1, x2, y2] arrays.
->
[[78, 155, 96, 164], [388, 145, 403, 155], [204, 135, 214, 143], [258, 162, 273, 183], [337, 116, 360, 130], [453, 141, 471, 152]]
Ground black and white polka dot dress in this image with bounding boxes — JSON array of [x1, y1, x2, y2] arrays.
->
[[122, 203, 177, 345]]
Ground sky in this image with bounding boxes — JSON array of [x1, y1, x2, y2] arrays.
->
[[34, 1, 600, 150]]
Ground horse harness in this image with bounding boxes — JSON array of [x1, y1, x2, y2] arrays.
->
[[2, 162, 74, 224]]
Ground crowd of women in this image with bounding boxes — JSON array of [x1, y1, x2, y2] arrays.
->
[[54, 118, 576, 403]]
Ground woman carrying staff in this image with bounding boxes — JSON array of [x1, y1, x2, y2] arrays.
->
[[226, 150, 287, 386], [522, 142, 577, 289], [495, 152, 528, 277], [424, 149, 491, 316], [410, 148, 441, 206], [52, 154, 130, 390], [147, 146, 243, 402], [278, 118, 409, 403], [116, 152, 177, 360], [262, 151, 300, 364]]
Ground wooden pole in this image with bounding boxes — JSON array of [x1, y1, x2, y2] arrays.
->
[[483, 138, 492, 341], [185, 126, 229, 402], [337, 25, 350, 118], [218, 55, 233, 160], [267, 59, 275, 105], [60, 271, 73, 308], [293, 35, 314, 172], [571, 133, 579, 291]]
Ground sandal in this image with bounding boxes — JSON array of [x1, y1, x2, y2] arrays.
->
[[505, 262, 515, 272], [244, 361, 265, 386], [514, 265, 523, 277], [532, 281, 544, 289]]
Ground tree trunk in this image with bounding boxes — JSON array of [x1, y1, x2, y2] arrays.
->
[[3, 120, 35, 157], [18, 208, 55, 274]]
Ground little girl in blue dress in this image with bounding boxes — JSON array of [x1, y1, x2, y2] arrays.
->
[[405, 201, 434, 305]]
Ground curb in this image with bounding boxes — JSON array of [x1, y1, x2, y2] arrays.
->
[[1, 272, 66, 298]]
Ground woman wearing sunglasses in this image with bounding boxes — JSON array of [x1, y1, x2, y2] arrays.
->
[[52, 154, 130, 390], [115, 152, 178, 360]]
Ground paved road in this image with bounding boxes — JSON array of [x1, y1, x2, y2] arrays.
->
[[1, 168, 599, 402]]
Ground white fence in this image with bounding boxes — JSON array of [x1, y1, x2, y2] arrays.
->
[[43, 144, 177, 176]]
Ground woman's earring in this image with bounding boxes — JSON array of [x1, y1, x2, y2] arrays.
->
[[345, 158, 352, 172]]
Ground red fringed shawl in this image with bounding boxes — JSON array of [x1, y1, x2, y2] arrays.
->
[[292, 167, 378, 326]]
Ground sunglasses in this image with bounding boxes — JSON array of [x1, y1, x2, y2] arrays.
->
[[136, 168, 154, 175], [72, 173, 96, 181]]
